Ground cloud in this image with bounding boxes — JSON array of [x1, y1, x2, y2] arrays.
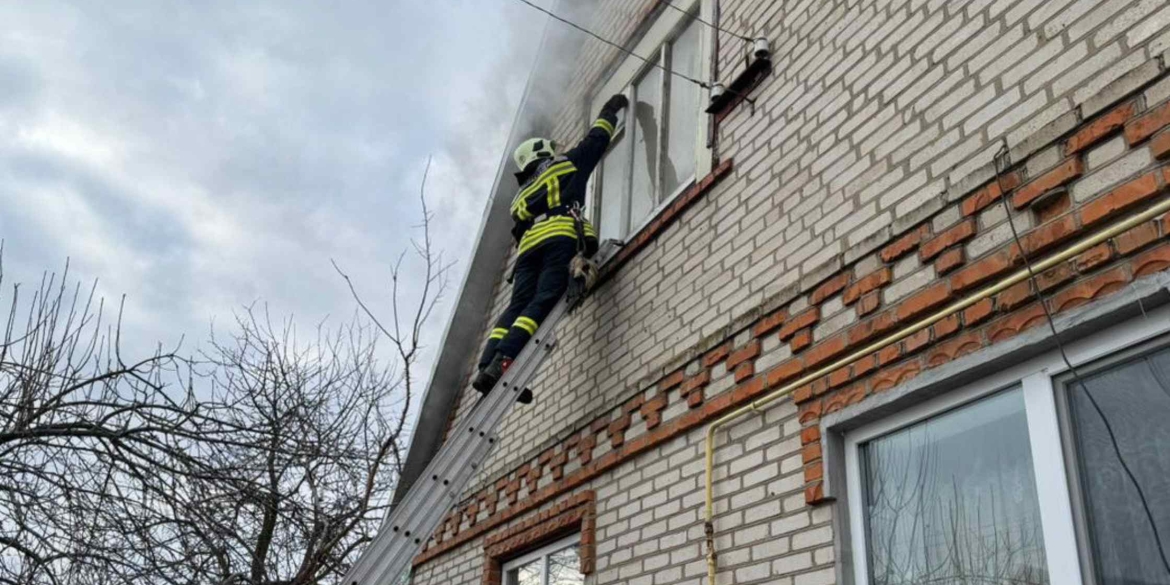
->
[[0, 0, 548, 390]]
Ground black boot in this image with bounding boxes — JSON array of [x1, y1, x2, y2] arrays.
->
[[473, 354, 533, 404], [473, 354, 510, 394]]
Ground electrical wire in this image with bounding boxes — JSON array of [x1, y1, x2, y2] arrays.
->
[[659, 0, 755, 42], [513, 0, 718, 92], [992, 142, 1170, 577]]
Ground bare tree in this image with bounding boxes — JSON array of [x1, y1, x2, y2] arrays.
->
[[0, 165, 449, 585]]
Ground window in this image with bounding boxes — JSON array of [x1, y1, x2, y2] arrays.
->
[[1060, 344, 1170, 585], [844, 307, 1170, 585], [860, 388, 1049, 585], [591, 3, 709, 242], [503, 536, 584, 585]]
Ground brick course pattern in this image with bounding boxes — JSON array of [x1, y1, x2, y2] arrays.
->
[[410, 1, 1170, 584]]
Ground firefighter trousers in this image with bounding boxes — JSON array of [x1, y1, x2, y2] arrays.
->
[[478, 237, 577, 369]]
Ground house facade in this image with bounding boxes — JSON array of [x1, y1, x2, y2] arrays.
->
[[393, 0, 1170, 583]]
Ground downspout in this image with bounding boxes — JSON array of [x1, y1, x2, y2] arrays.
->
[[703, 196, 1170, 584]]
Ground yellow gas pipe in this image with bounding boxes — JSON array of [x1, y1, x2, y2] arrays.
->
[[703, 196, 1170, 584]]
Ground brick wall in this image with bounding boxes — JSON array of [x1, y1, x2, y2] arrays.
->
[[412, 0, 1170, 583]]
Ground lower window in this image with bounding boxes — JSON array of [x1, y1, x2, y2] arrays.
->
[[845, 309, 1170, 585], [503, 536, 584, 585], [1060, 343, 1170, 585]]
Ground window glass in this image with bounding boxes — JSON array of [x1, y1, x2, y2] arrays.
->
[[505, 557, 542, 585], [861, 388, 1049, 585], [664, 19, 701, 197], [1067, 348, 1170, 585], [598, 135, 628, 242], [630, 65, 661, 225], [546, 544, 584, 585]]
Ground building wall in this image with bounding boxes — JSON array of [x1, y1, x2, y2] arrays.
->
[[414, 0, 1170, 583]]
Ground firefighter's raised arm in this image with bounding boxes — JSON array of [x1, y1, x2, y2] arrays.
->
[[565, 94, 629, 176]]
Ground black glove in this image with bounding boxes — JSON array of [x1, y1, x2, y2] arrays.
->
[[601, 94, 629, 115]]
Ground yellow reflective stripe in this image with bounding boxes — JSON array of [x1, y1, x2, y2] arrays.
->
[[515, 161, 574, 202], [512, 316, 538, 335], [547, 177, 561, 209], [489, 327, 508, 340], [518, 229, 577, 254], [524, 216, 575, 235], [592, 118, 614, 136]]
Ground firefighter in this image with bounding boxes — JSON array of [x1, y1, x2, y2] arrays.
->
[[473, 93, 630, 400]]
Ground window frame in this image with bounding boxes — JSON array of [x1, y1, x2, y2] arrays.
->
[[842, 302, 1170, 585], [500, 534, 581, 585], [587, 0, 712, 243]]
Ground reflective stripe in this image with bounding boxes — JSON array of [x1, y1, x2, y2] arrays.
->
[[510, 161, 576, 220], [517, 216, 597, 254], [513, 316, 538, 335], [489, 327, 508, 340], [592, 118, 614, 136]]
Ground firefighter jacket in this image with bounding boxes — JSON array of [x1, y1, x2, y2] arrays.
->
[[508, 108, 620, 256]]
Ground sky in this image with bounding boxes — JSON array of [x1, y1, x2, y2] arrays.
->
[[0, 1, 550, 391]]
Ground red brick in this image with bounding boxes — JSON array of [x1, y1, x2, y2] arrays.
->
[[963, 297, 995, 326], [925, 331, 984, 368], [877, 344, 902, 366], [933, 314, 960, 339], [1134, 243, 1170, 277], [790, 328, 813, 352], [847, 311, 897, 346], [843, 267, 893, 305], [801, 443, 822, 464], [962, 173, 1022, 216], [804, 334, 848, 368], [951, 248, 1019, 292], [1051, 267, 1130, 313], [1115, 222, 1160, 255], [1066, 101, 1138, 155], [920, 219, 977, 260], [752, 309, 787, 338], [895, 282, 952, 322], [827, 366, 851, 389], [804, 461, 823, 482], [1153, 130, 1170, 160], [1013, 158, 1084, 209], [997, 280, 1034, 311], [779, 307, 820, 341], [1080, 173, 1162, 227], [804, 482, 826, 505], [871, 360, 921, 393], [681, 370, 711, 394], [1036, 264, 1077, 292], [852, 353, 878, 378], [766, 358, 805, 388], [1020, 214, 1078, 256], [800, 426, 820, 444], [904, 328, 932, 354], [880, 224, 931, 262], [793, 384, 813, 403], [702, 342, 732, 367], [726, 339, 761, 370], [856, 292, 881, 316], [811, 271, 853, 304], [935, 248, 965, 275], [1125, 100, 1170, 145], [657, 370, 684, 392], [1035, 191, 1072, 224], [686, 389, 704, 408], [1076, 243, 1114, 272], [734, 362, 755, 383]]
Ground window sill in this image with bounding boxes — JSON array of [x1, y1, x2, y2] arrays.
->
[[599, 158, 733, 282]]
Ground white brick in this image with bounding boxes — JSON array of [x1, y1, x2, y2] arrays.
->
[[1051, 42, 1122, 97], [794, 567, 836, 585], [1093, 0, 1165, 48], [988, 90, 1048, 138], [1086, 136, 1127, 170], [772, 552, 814, 575], [1147, 75, 1170, 108], [792, 526, 834, 550], [1072, 50, 1150, 108], [1072, 147, 1153, 202], [735, 561, 772, 582], [884, 266, 936, 304]]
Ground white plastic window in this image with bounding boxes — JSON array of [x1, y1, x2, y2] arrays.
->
[[844, 303, 1170, 585], [502, 535, 583, 585], [591, 4, 708, 242]]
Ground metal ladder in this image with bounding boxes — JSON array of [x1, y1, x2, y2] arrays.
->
[[343, 241, 618, 585]]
